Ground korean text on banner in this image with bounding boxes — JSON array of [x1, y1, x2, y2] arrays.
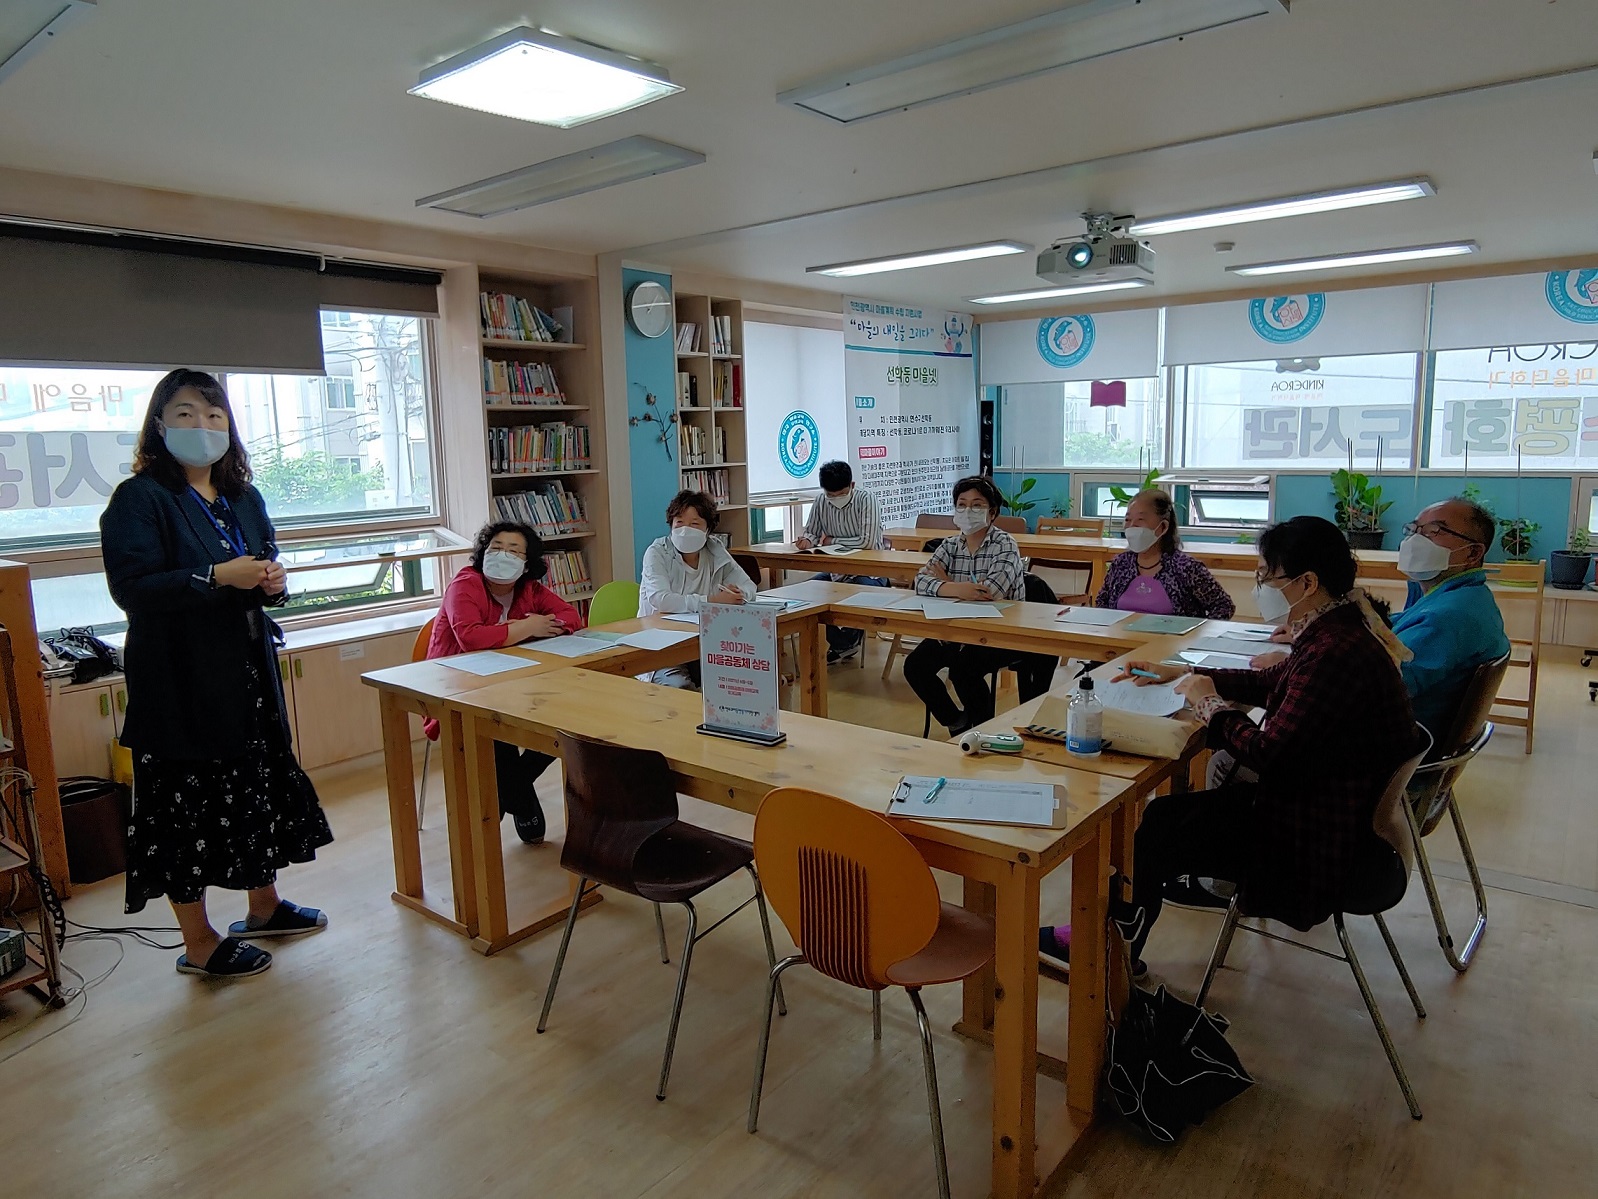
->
[[699, 602, 781, 740], [844, 298, 978, 526]]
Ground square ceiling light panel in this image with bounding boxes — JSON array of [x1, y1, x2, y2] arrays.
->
[[0, 0, 95, 86], [781, 0, 1288, 123], [417, 136, 706, 217], [410, 26, 681, 128]]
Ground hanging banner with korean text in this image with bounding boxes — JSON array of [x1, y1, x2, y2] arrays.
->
[[844, 297, 977, 524], [699, 602, 782, 743]]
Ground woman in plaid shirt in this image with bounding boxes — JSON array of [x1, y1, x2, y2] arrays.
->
[[904, 476, 1027, 734], [1041, 516, 1420, 976]]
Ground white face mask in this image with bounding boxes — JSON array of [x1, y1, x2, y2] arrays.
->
[[482, 550, 524, 584], [1252, 579, 1295, 625], [161, 424, 230, 469], [670, 525, 708, 554], [826, 490, 852, 510], [1124, 525, 1161, 554], [1398, 533, 1456, 582], [953, 506, 990, 535]]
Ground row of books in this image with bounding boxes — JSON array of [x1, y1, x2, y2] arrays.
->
[[711, 361, 744, 408], [682, 468, 731, 506], [487, 423, 591, 475], [480, 292, 566, 342], [679, 424, 727, 466], [708, 314, 736, 356], [543, 550, 594, 599], [493, 480, 591, 537], [483, 358, 564, 404], [674, 322, 702, 353], [674, 371, 699, 408]]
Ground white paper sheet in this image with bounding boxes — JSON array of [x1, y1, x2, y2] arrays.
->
[[919, 599, 1004, 620], [616, 628, 700, 651], [888, 775, 1058, 827], [1184, 636, 1272, 656], [437, 650, 541, 676], [660, 612, 700, 624], [835, 589, 923, 610], [1179, 650, 1256, 669], [520, 634, 617, 659], [1095, 677, 1186, 717], [1053, 606, 1133, 627]]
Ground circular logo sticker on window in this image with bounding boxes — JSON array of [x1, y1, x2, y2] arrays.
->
[[1545, 270, 1598, 324], [778, 410, 820, 478], [1249, 294, 1325, 343], [1036, 315, 1096, 369]]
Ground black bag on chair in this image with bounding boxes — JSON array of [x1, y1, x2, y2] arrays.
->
[[1105, 983, 1254, 1143]]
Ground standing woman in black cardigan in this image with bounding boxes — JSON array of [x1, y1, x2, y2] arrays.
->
[[100, 369, 332, 979]]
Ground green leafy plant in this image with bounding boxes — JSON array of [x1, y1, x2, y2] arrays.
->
[[1329, 468, 1393, 532], [252, 448, 386, 518], [1107, 468, 1162, 511], [998, 476, 1039, 516], [1049, 495, 1074, 518], [1500, 516, 1539, 561], [1234, 530, 1257, 545], [1569, 525, 1592, 554]]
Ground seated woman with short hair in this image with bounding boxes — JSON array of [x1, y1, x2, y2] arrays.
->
[[1096, 488, 1235, 620], [425, 520, 582, 844], [1042, 515, 1419, 975], [638, 489, 757, 688]]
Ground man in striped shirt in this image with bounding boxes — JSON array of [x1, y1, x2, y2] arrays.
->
[[795, 460, 888, 663]]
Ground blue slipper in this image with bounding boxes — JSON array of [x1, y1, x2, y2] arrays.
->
[[177, 937, 272, 977], [229, 901, 328, 940]]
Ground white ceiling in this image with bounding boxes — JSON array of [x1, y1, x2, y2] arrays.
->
[[2, 0, 1597, 310]]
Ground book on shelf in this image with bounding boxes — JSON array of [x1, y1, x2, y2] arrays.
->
[[483, 358, 565, 404], [493, 480, 591, 538], [680, 423, 726, 466], [675, 322, 701, 353], [487, 422, 592, 474], [480, 292, 567, 343], [676, 371, 691, 408], [714, 426, 726, 462], [711, 361, 744, 409], [709, 314, 734, 356], [543, 549, 593, 599], [682, 468, 731, 506]]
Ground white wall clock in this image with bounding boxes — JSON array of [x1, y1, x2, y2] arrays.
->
[[627, 280, 672, 338]]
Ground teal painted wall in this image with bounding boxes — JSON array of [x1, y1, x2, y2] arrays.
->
[[623, 268, 680, 575]]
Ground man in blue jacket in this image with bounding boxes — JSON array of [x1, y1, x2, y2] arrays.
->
[[1390, 496, 1510, 736]]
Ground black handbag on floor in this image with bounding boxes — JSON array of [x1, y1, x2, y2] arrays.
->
[[1104, 983, 1254, 1143]]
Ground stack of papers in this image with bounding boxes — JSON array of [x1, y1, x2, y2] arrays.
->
[[1179, 650, 1255, 669], [888, 775, 1059, 827], [1184, 635, 1272, 656], [1054, 607, 1132, 627], [1095, 677, 1186, 717], [919, 599, 1003, 620], [836, 590, 924, 611], [438, 650, 541, 676]]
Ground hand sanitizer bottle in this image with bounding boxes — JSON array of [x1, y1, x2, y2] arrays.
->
[[1066, 674, 1104, 757]]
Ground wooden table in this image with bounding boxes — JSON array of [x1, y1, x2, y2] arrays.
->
[[361, 606, 831, 948], [741, 543, 931, 584], [451, 668, 1136, 1199]]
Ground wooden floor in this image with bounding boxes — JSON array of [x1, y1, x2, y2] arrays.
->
[[2, 639, 1595, 1199]]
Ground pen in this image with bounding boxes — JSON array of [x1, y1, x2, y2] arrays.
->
[[1129, 667, 1161, 680], [923, 777, 948, 804]]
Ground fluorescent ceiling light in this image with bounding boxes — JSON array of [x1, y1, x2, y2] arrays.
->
[[410, 26, 681, 128], [1129, 178, 1435, 237], [968, 279, 1152, 305], [809, 241, 1031, 278], [780, 0, 1288, 124], [1228, 241, 1479, 277], [417, 136, 704, 218]]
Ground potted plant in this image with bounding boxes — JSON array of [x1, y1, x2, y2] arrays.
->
[[1049, 496, 1074, 518], [998, 475, 1039, 522], [1499, 516, 1539, 562], [1550, 525, 1593, 589], [1330, 469, 1392, 551]]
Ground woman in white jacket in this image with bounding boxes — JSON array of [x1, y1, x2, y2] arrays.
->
[[638, 489, 757, 687]]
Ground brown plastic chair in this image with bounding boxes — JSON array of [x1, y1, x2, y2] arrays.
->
[[1402, 650, 1510, 972], [993, 514, 1027, 533], [1483, 561, 1543, 752], [1035, 516, 1108, 536], [748, 788, 994, 1199], [538, 731, 785, 1101], [1031, 517, 1106, 601], [733, 551, 764, 591], [914, 512, 957, 531], [412, 617, 436, 831], [1196, 727, 1432, 1119]]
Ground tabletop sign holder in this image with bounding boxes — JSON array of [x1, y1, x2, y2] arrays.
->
[[697, 601, 786, 746]]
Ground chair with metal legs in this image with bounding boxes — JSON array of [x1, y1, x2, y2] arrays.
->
[[1402, 651, 1510, 972], [748, 787, 995, 1199], [409, 618, 437, 831], [1195, 727, 1432, 1119], [537, 731, 785, 1101]]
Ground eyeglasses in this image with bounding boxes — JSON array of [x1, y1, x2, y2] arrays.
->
[[1402, 520, 1481, 546], [1253, 568, 1294, 586]]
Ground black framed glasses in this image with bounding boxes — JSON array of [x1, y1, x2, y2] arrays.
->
[[1402, 520, 1481, 546]]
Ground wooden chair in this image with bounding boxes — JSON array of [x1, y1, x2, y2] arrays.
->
[[411, 618, 436, 831], [539, 732, 785, 1100], [1403, 651, 1510, 972], [748, 788, 995, 1199], [1196, 728, 1433, 1119], [914, 513, 957, 532], [588, 579, 640, 627], [993, 514, 1027, 533], [881, 536, 945, 682], [1035, 516, 1108, 536], [733, 552, 764, 592], [1483, 561, 1544, 752]]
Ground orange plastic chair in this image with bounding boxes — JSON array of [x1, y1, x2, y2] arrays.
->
[[748, 788, 994, 1199], [411, 617, 436, 830]]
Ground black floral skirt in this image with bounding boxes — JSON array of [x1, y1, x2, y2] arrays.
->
[[125, 657, 333, 913]]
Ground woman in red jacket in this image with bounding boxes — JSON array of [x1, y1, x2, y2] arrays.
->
[[426, 520, 583, 843]]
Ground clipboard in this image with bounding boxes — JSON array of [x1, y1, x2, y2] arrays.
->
[[886, 775, 1067, 829]]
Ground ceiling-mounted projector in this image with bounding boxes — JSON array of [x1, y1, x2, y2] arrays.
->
[[1038, 212, 1154, 284]]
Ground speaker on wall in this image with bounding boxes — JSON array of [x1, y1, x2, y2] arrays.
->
[[979, 397, 994, 476]]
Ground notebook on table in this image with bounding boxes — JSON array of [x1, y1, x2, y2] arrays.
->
[[887, 775, 1064, 828], [1124, 614, 1206, 635]]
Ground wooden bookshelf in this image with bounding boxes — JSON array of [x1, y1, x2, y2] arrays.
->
[[674, 292, 749, 548], [477, 275, 609, 610]]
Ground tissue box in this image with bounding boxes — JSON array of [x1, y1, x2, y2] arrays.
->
[[0, 926, 25, 980]]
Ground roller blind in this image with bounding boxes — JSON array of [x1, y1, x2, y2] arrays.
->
[[979, 308, 1159, 384], [1164, 284, 1428, 365], [317, 261, 442, 319]]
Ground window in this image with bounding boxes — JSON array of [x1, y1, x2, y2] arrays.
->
[[1173, 353, 1418, 470], [1426, 344, 1598, 472], [998, 379, 1164, 469], [322, 373, 357, 409], [1183, 478, 1273, 531], [334, 456, 362, 474], [1577, 475, 1598, 538], [1078, 473, 1163, 520]]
